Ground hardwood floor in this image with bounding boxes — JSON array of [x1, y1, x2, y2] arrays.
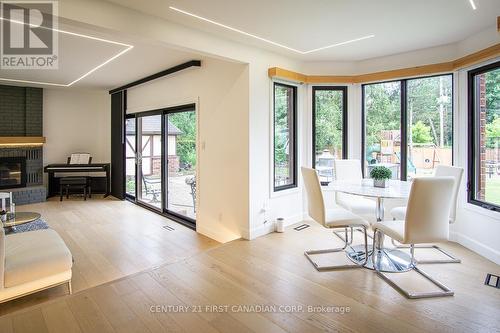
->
[[1, 199, 499, 332], [0, 196, 218, 315]]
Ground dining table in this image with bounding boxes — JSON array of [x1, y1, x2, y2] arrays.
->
[[328, 178, 414, 272]]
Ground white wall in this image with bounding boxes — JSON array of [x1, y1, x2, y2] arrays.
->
[[43, 88, 110, 165], [127, 57, 249, 243], [247, 62, 306, 239]]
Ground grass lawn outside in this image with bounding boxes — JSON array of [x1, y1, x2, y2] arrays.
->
[[485, 178, 500, 206]]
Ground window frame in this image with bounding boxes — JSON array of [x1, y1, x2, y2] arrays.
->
[[361, 73, 454, 180], [273, 82, 298, 192], [467, 60, 500, 212], [312, 86, 348, 169]]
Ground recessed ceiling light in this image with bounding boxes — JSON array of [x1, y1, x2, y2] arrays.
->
[[469, 0, 477, 10], [0, 17, 133, 87], [169, 6, 374, 54], [303, 35, 375, 54]]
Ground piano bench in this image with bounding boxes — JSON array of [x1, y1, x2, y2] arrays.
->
[[59, 177, 91, 201]]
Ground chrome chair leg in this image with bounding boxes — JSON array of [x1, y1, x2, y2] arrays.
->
[[305, 226, 369, 271], [373, 230, 454, 299], [334, 227, 373, 243], [390, 238, 461, 264], [390, 218, 460, 264]]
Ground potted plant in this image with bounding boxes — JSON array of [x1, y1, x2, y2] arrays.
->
[[370, 166, 392, 188]]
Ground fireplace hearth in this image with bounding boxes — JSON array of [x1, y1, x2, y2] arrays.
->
[[0, 157, 26, 190]]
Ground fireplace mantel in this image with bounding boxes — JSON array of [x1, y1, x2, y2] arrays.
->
[[0, 137, 46, 147]]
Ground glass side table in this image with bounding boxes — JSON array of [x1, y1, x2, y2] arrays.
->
[[2, 212, 42, 232]]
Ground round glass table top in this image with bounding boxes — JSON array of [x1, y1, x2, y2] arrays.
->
[[3, 212, 41, 227], [328, 179, 412, 199]]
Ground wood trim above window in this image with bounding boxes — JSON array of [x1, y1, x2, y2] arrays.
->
[[268, 43, 500, 84]]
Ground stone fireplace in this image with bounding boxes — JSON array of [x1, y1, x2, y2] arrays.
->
[[0, 84, 46, 204]]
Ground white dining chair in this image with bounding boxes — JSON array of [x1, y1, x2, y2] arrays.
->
[[334, 159, 378, 217], [372, 177, 455, 299], [390, 165, 464, 263], [301, 167, 370, 271]]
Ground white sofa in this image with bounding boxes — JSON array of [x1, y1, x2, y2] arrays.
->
[[0, 227, 73, 303]]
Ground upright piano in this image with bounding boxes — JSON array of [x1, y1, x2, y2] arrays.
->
[[44, 163, 111, 198]]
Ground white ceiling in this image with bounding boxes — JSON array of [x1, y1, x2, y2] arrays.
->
[[0, 20, 205, 90], [0, 30, 129, 87], [110, 0, 500, 61], [1, 0, 498, 89], [84, 43, 203, 90]]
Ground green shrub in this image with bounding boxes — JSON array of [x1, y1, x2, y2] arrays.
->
[[370, 166, 392, 180]]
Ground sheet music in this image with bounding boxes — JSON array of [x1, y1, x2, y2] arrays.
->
[[69, 153, 91, 164]]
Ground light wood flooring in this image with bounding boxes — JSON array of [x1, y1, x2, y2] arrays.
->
[[0, 196, 218, 315], [1, 198, 499, 332]]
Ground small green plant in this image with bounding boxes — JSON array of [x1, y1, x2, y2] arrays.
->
[[370, 166, 392, 180]]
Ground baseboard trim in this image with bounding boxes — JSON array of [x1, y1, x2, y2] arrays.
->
[[247, 213, 305, 240], [450, 231, 500, 265], [196, 224, 241, 244]]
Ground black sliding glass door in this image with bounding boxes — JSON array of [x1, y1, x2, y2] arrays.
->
[[124, 105, 197, 226], [137, 114, 163, 210], [125, 117, 136, 198], [165, 107, 197, 221]]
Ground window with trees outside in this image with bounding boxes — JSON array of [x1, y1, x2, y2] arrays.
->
[[363, 75, 453, 180], [407, 75, 453, 179], [468, 61, 500, 211], [363, 81, 402, 179], [274, 82, 297, 191], [313, 86, 347, 184]]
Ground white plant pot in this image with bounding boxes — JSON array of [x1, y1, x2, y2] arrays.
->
[[373, 179, 387, 188], [276, 218, 285, 233]]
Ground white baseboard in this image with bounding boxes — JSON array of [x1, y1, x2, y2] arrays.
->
[[450, 231, 500, 265], [246, 213, 305, 240], [196, 224, 241, 244]]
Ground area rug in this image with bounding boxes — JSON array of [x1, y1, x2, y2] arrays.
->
[[4, 218, 49, 235]]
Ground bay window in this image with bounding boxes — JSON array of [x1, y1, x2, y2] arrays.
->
[[362, 74, 453, 181]]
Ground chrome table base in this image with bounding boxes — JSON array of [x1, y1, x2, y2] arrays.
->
[[346, 244, 413, 272]]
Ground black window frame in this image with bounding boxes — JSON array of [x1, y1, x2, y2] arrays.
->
[[361, 73, 454, 180], [312, 86, 348, 167], [467, 60, 500, 212], [273, 82, 298, 192]]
